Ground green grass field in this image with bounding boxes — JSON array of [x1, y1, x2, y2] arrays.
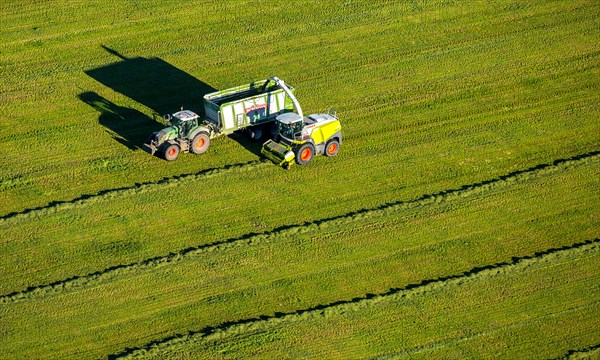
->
[[1, 0, 599, 359]]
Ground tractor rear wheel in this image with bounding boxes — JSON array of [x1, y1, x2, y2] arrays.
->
[[324, 139, 340, 157], [191, 132, 210, 154], [295, 143, 315, 165], [162, 143, 180, 161]]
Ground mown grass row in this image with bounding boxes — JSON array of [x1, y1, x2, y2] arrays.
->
[[118, 240, 600, 359], [1, 0, 598, 216], [1, 151, 597, 303], [559, 345, 600, 360], [1, 156, 597, 359]]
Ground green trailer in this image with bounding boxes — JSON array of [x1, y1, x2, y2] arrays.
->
[[144, 77, 297, 161]]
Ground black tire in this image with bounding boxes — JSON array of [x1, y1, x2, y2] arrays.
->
[[162, 143, 180, 161], [269, 122, 279, 139], [250, 126, 264, 141], [324, 139, 340, 157], [191, 132, 210, 154], [295, 143, 315, 165]]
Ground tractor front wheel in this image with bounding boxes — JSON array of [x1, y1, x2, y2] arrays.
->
[[324, 139, 340, 157], [162, 143, 180, 161], [191, 132, 210, 154], [295, 143, 315, 165]]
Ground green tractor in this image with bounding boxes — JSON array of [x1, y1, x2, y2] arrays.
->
[[144, 110, 211, 161], [261, 110, 342, 169]]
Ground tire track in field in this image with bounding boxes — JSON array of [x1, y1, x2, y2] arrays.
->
[[108, 238, 600, 359], [1, 150, 598, 304], [0, 160, 267, 224]]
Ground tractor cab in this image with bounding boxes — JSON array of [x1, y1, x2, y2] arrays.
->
[[165, 110, 200, 138]]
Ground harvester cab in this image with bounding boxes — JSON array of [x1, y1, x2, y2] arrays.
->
[[277, 113, 307, 141]]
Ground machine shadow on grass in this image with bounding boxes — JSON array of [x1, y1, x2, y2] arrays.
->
[[78, 92, 158, 150], [81, 46, 215, 152], [81, 46, 266, 157]]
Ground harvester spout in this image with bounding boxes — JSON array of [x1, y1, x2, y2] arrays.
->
[[267, 76, 303, 118]]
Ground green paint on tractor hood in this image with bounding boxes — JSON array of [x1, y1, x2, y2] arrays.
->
[[156, 127, 178, 145]]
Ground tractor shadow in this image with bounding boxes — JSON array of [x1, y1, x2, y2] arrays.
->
[[78, 92, 158, 151]]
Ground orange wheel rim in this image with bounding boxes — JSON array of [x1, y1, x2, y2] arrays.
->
[[301, 148, 311, 161], [196, 138, 204, 147], [328, 143, 337, 154], [168, 148, 176, 156]]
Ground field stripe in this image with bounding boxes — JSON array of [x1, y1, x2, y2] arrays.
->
[[107, 238, 600, 359], [554, 343, 600, 360], [1, 150, 597, 304], [0, 159, 266, 223]]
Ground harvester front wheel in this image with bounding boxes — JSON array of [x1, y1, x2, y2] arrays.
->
[[191, 132, 210, 154], [162, 143, 180, 161], [325, 139, 340, 157], [295, 143, 315, 165]]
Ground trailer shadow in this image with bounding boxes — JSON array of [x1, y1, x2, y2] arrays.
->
[[227, 131, 265, 158], [80, 46, 215, 151], [85, 46, 216, 116]]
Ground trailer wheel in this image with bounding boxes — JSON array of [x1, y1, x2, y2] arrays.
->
[[191, 132, 210, 154], [295, 143, 315, 165], [250, 126, 264, 141], [269, 123, 279, 139], [162, 143, 180, 161], [325, 139, 340, 157]]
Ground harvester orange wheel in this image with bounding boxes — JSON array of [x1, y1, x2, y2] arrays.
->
[[191, 132, 210, 154], [325, 139, 340, 157], [295, 143, 315, 165]]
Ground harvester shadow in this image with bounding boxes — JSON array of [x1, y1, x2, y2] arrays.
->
[[227, 131, 266, 157]]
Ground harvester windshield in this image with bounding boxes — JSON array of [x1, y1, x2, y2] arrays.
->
[[275, 112, 304, 140], [279, 120, 303, 140]]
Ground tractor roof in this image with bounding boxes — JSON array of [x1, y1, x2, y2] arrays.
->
[[173, 110, 199, 121]]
